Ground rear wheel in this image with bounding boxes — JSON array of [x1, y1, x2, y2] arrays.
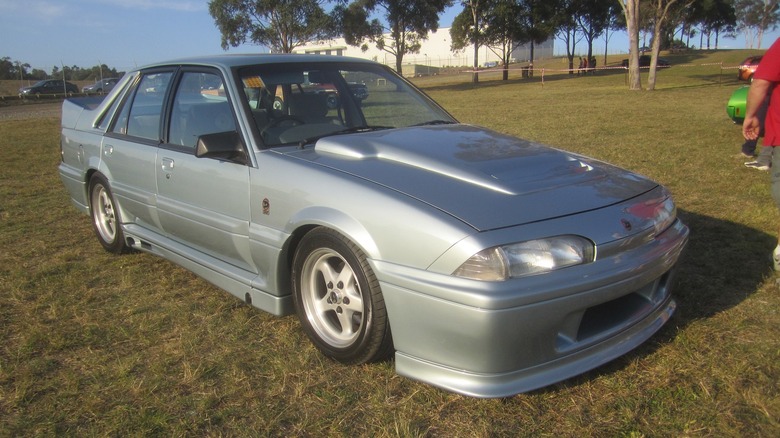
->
[[292, 227, 393, 364], [325, 93, 339, 109], [89, 174, 127, 254]]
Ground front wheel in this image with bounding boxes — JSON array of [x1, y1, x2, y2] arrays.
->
[[292, 227, 393, 364], [89, 174, 128, 254]]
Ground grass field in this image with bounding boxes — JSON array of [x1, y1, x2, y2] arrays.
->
[[1, 50, 778, 436]]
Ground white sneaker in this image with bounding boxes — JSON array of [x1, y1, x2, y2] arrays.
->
[[745, 161, 771, 170]]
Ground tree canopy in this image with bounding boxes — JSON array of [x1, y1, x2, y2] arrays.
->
[[337, 0, 452, 72], [736, 0, 780, 48], [2, 0, 764, 91], [0, 57, 122, 82], [208, 0, 335, 53]]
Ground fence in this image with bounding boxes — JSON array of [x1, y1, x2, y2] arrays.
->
[[445, 61, 746, 87]]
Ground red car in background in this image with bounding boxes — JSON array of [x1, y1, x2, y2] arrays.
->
[[738, 55, 763, 82]]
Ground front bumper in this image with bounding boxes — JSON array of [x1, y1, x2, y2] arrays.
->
[[375, 219, 688, 398]]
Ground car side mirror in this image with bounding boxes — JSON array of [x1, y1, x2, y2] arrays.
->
[[195, 131, 247, 165]]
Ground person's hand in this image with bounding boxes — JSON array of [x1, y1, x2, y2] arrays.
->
[[744, 115, 761, 140]]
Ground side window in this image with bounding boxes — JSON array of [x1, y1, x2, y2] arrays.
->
[[169, 71, 236, 149], [111, 72, 172, 140], [358, 72, 431, 127], [97, 74, 136, 131]]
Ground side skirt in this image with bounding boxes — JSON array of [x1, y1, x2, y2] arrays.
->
[[123, 224, 294, 316]]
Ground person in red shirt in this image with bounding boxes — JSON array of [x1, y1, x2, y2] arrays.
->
[[744, 37, 780, 269]]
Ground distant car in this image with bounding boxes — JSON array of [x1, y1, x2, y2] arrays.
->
[[19, 79, 78, 96], [286, 77, 368, 109], [738, 55, 763, 82], [726, 86, 749, 123], [83, 78, 118, 94], [58, 54, 688, 398], [621, 55, 671, 68]]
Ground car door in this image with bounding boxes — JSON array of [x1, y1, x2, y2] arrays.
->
[[44, 81, 60, 94], [102, 70, 174, 233], [156, 69, 255, 273]]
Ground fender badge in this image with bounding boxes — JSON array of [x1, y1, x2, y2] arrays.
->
[[262, 198, 270, 215]]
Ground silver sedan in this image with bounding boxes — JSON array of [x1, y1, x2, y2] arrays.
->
[[58, 55, 688, 398]]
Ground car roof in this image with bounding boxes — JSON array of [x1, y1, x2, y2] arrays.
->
[[138, 54, 378, 71]]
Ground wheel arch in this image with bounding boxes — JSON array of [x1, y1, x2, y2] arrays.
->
[[276, 207, 381, 296], [84, 168, 101, 209]]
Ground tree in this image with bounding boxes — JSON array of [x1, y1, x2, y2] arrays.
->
[[690, 0, 736, 50], [514, 0, 558, 68], [450, 0, 486, 83], [556, 0, 583, 74], [618, 0, 643, 90], [736, 0, 780, 48], [576, 0, 615, 67], [646, 0, 695, 90], [601, 2, 623, 65], [339, 0, 452, 73], [208, 0, 334, 53], [482, 0, 527, 80]]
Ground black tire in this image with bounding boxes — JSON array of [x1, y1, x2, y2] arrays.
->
[[325, 93, 339, 109], [292, 227, 393, 364], [88, 174, 128, 254]]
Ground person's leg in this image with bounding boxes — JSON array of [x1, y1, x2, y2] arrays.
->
[[746, 145, 774, 170], [771, 148, 780, 270], [743, 138, 758, 157], [757, 145, 773, 166]]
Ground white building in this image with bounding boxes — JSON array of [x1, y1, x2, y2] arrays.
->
[[294, 27, 553, 72]]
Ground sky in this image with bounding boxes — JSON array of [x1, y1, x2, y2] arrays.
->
[[2, 0, 780, 74]]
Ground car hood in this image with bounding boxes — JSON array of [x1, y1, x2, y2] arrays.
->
[[295, 125, 657, 231]]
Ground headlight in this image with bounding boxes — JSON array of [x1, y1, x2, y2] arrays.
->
[[453, 235, 594, 281]]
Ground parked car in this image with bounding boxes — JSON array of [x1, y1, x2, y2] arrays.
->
[[738, 55, 763, 82], [621, 55, 671, 68], [58, 54, 688, 398], [19, 79, 78, 95], [296, 77, 369, 109], [726, 85, 749, 123], [83, 78, 118, 94]]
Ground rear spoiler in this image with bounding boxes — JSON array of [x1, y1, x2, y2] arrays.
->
[[61, 96, 105, 130]]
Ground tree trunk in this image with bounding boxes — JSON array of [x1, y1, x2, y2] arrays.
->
[[621, 0, 642, 90], [647, 19, 663, 90], [473, 40, 479, 83], [472, 4, 480, 83]]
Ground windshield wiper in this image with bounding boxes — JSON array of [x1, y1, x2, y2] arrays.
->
[[298, 125, 394, 148], [411, 120, 456, 127]]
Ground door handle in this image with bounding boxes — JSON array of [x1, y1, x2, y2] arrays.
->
[[161, 158, 175, 172]]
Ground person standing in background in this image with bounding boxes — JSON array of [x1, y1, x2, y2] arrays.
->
[[743, 38, 780, 269]]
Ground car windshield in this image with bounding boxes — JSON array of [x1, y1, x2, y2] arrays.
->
[[237, 62, 456, 148]]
